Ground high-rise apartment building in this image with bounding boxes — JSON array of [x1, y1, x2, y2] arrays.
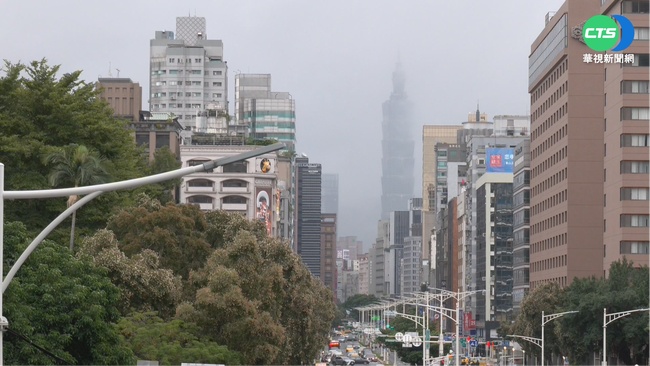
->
[[358, 255, 370, 295], [512, 140, 531, 316], [601, 0, 650, 274], [149, 17, 228, 133], [474, 173, 514, 338], [235, 74, 296, 151], [321, 213, 337, 294], [97, 78, 142, 122], [528, 1, 605, 289], [322, 173, 339, 215], [337, 236, 364, 261], [370, 220, 390, 297], [381, 63, 414, 219], [294, 156, 322, 278]]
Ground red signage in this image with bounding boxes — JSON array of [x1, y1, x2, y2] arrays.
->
[[464, 312, 476, 330]]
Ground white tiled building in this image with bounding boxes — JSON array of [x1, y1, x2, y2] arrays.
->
[[179, 145, 279, 236]]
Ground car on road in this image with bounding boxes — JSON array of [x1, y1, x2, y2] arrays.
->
[[353, 357, 370, 364], [330, 356, 355, 365]]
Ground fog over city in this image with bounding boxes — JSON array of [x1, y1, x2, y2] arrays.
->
[[1, 0, 565, 248]]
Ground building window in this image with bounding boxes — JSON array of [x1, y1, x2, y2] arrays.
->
[[187, 195, 213, 204], [620, 134, 650, 147], [135, 133, 149, 147], [620, 214, 650, 227], [190, 70, 202, 75], [155, 133, 170, 149], [620, 107, 650, 120], [213, 71, 222, 76], [195, 58, 202, 63], [222, 161, 247, 173], [634, 27, 650, 40], [620, 187, 650, 200], [623, 54, 650, 67], [192, 92, 201, 97], [213, 82, 223, 87], [620, 241, 650, 254], [620, 161, 650, 174], [191, 81, 202, 86], [188, 179, 213, 187], [621, 80, 650, 94], [168, 58, 175, 63], [222, 195, 247, 204], [622, 0, 650, 13], [222, 179, 248, 188]]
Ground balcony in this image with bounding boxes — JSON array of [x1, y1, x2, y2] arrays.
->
[[221, 186, 248, 194], [198, 203, 214, 210], [221, 203, 248, 211], [186, 185, 214, 193]]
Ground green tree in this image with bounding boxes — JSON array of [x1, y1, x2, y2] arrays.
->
[[0, 59, 147, 238], [3, 221, 135, 365], [44, 143, 110, 251], [509, 282, 565, 360], [135, 146, 181, 204], [117, 312, 242, 365], [78, 229, 183, 319], [341, 294, 379, 320], [107, 194, 212, 282]]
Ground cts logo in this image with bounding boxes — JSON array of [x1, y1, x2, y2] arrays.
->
[[582, 15, 635, 51]]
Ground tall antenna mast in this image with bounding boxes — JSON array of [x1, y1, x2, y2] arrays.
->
[[116, 68, 121, 78], [108, 62, 112, 77]]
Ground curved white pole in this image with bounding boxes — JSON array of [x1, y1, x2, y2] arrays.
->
[[4, 142, 285, 200], [2, 191, 103, 294]]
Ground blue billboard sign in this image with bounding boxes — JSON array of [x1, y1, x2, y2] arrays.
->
[[486, 148, 514, 173]]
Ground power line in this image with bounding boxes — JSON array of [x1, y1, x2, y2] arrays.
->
[[6, 328, 69, 365]]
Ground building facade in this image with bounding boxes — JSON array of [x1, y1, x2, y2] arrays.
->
[[601, 0, 650, 274], [294, 156, 322, 278], [421, 125, 462, 289], [235, 74, 296, 151], [512, 140, 531, 316], [132, 111, 183, 161], [381, 63, 414, 219], [178, 145, 279, 235], [528, 0, 605, 289], [321, 214, 337, 295], [149, 17, 228, 132], [358, 255, 370, 295], [97, 77, 142, 122], [322, 173, 339, 215], [474, 173, 514, 338]]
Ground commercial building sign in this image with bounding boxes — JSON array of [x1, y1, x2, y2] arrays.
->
[[486, 148, 514, 173]]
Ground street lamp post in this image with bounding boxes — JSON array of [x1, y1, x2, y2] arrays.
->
[[541, 310, 578, 366], [602, 307, 649, 366], [0, 143, 285, 366]]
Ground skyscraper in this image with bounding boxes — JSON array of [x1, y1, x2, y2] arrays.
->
[[381, 63, 414, 219], [235, 74, 296, 151], [149, 16, 228, 133], [321, 173, 339, 215], [294, 156, 322, 278]]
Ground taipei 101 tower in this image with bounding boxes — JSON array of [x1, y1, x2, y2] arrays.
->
[[380, 62, 414, 219]]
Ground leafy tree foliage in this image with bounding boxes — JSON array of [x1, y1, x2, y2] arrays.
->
[[508, 282, 564, 361], [78, 229, 183, 318], [3, 221, 135, 365], [107, 194, 212, 281], [179, 224, 336, 364], [117, 312, 242, 365], [341, 294, 379, 320], [0, 59, 147, 237], [44, 143, 111, 251], [510, 260, 649, 365], [135, 146, 182, 205]]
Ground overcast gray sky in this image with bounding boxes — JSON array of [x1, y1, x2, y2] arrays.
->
[[1, 0, 565, 249]]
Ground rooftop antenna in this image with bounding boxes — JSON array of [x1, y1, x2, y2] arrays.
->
[[115, 68, 121, 77], [108, 62, 112, 77]]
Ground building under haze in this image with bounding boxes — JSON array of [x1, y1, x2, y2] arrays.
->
[[293, 156, 322, 278], [235, 73, 296, 151], [322, 173, 339, 215], [149, 16, 228, 133], [381, 62, 414, 220], [321, 213, 337, 295]]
